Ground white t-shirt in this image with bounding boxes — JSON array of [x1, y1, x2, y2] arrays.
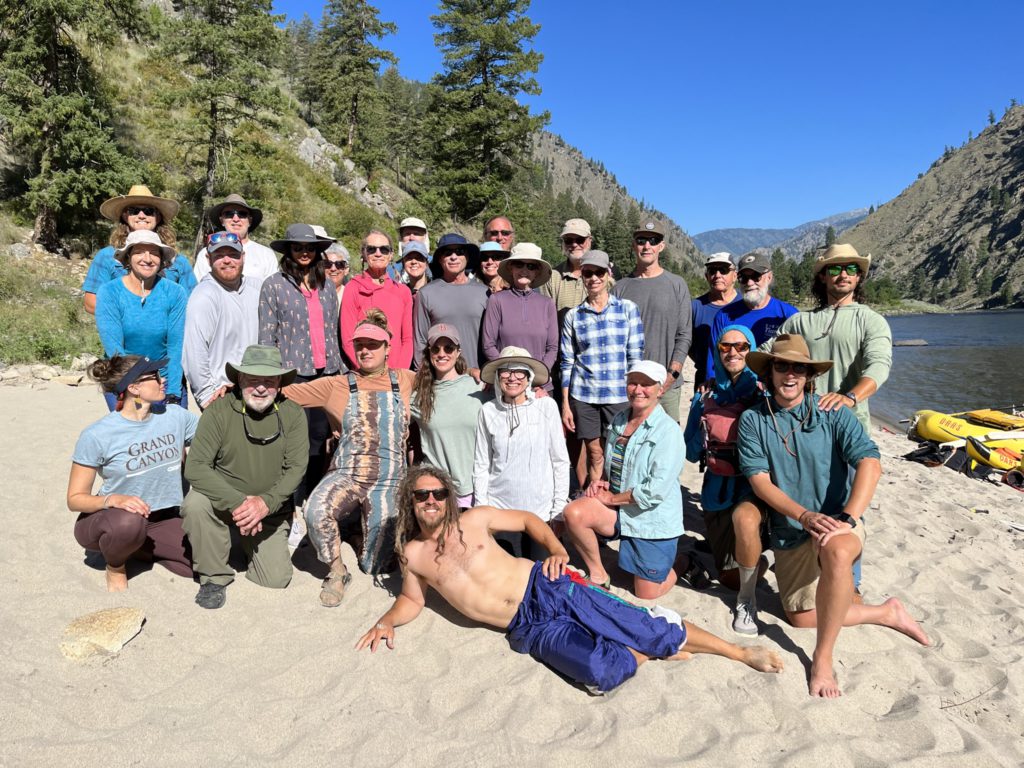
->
[[193, 239, 279, 286]]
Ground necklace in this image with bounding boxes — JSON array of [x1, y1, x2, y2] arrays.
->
[[766, 397, 811, 457]]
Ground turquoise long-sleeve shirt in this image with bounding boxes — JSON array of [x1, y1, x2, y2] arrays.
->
[[604, 405, 685, 539], [738, 393, 880, 550], [95, 277, 188, 398]]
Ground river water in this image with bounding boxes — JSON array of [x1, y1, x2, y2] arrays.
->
[[871, 310, 1024, 430]]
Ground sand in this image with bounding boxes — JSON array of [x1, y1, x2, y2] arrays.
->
[[1, 376, 1022, 767]]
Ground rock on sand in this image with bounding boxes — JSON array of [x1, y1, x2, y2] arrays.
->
[[59, 607, 145, 660]]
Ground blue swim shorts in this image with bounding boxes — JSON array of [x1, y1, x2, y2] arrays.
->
[[618, 535, 679, 583]]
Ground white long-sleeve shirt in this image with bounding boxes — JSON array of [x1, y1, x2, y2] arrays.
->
[[183, 275, 260, 406], [473, 394, 569, 521]]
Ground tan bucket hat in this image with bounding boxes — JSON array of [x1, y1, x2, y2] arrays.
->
[[746, 334, 833, 379], [100, 185, 180, 223], [813, 243, 871, 275], [481, 346, 549, 387], [113, 230, 176, 267]]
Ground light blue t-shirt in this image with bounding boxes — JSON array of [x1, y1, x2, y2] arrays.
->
[[72, 408, 199, 510], [82, 245, 197, 296]]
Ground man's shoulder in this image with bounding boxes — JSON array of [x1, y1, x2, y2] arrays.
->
[[245, 240, 275, 256], [768, 296, 798, 315]]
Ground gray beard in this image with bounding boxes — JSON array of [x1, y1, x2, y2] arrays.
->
[[243, 393, 274, 413], [743, 286, 766, 308]]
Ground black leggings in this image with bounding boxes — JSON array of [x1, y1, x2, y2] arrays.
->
[[74, 507, 193, 578]]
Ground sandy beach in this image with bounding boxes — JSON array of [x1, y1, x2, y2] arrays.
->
[[1, 374, 1022, 767]]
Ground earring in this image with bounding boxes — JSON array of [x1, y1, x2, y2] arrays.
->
[[133, 396, 143, 410]]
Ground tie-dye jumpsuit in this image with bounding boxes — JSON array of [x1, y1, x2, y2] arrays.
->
[[304, 371, 408, 574]]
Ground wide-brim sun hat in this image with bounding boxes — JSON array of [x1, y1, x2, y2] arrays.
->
[[746, 334, 833, 379], [813, 243, 871, 275], [100, 184, 180, 223], [481, 345, 549, 387], [206, 193, 264, 231], [498, 242, 551, 289], [269, 223, 333, 254], [113, 229, 176, 267], [225, 345, 297, 387]]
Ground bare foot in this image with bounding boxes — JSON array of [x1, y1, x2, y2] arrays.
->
[[667, 649, 694, 661], [740, 645, 784, 673], [882, 597, 931, 646], [809, 655, 842, 698], [106, 564, 128, 592]]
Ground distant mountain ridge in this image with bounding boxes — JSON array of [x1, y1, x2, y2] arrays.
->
[[693, 209, 869, 258], [841, 105, 1024, 309]]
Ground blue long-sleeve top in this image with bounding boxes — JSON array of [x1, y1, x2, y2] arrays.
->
[[95, 277, 188, 397]]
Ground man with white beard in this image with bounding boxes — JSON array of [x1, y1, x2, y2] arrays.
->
[[705, 252, 797, 378], [183, 346, 309, 609]]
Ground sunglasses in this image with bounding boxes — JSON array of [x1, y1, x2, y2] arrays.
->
[[441, 246, 468, 257], [826, 263, 861, 277], [581, 268, 607, 279], [509, 260, 540, 271], [364, 244, 393, 255], [134, 372, 163, 385], [403, 254, 428, 263], [242, 403, 283, 445], [738, 271, 763, 283], [706, 265, 733, 276], [412, 487, 450, 502], [718, 341, 751, 353], [479, 253, 504, 262], [487, 230, 513, 238], [325, 260, 348, 269], [563, 236, 588, 246], [771, 361, 810, 375], [498, 369, 529, 381], [125, 206, 158, 217], [430, 342, 459, 355], [221, 209, 250, 220], [634, 236, 662, 246], [208, 231, 241, 247], [291, 243, 319, 253]]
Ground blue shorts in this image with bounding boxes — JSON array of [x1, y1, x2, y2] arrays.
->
[[619, 536, 679, 583], [507, 563, 686, 692]]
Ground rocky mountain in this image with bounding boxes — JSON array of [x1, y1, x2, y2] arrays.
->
[[841, 106, 1024, 309], [533, 131, 703, 273], [693, 209, 868, 258]]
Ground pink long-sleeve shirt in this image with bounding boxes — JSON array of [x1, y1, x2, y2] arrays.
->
[[340, 273, 414, 369]]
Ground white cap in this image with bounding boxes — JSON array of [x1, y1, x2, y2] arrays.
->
[[705, 252, 734, 268], [399, 217, 427, 231], [627, 360, 668, 384]]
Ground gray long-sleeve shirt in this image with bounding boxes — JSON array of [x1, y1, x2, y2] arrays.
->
[[413, 279, 489, 369], [183, 275, 261, 407], [611, 270, 692, 388]]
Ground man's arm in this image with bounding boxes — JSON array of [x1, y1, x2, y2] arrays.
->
[[483, 507, 569, 579], [182, 291, 219, 407], [184, 407, 247, 511], [671, 278, 693, 376], [355, 568, 429, 652]]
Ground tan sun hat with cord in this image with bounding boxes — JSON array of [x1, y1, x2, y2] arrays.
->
[[746, 334, 833, 379], [100, 184, 180, 223]]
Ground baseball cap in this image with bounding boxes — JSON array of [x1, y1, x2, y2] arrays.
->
[[705, 252, 734, 268], [426, 323, 461, 347], [627, 360, 668, 384], [633, 219, 667, 238], [560, 218, 592, 238], [580, 250, 611, 271], [736, 252, 772, 275], [399, 217, 428, 232]]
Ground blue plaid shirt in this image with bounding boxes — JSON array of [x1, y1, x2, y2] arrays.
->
[[560, 294, 644, 404]]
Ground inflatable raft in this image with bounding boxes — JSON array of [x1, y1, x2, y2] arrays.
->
[[911, 409, 1024, 471]]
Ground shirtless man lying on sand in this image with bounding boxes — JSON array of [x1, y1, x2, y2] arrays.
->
[[357, 465, 783, 693]]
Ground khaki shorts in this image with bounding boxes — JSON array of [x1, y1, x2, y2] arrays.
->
[[774, 522, 867, 613]]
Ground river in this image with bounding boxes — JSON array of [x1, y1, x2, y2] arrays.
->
[[871, 310, 1024, 429]]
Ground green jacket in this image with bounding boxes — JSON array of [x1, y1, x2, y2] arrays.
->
[[184, 392, 308, 515]]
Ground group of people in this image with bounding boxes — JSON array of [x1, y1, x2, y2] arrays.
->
[[66, 184, 928, 698]]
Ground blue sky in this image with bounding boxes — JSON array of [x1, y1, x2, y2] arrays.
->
[[273, 0, 1023, 234]]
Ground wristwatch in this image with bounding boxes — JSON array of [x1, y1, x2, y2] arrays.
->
[[844, 391, 858, 406], [836, 512, 858, 528], [670, 369, 681, 380]]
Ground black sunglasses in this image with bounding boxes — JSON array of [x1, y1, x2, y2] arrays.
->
[[771, 361, 809, 375], [487, 230, 513, 237], [365, 245, 393, 255], [581, 268, 607, 279], [412, 487, 450, 502], [125, 206, 158, 217], [221, 209, 251, 220], [510, 260, 540, 271], [242, 403, 283, 445], [442, 246, 468, 257], [634, 236, 662, 246], [706, 265, 733, 276], [430, 343, 459, 355], [563, 236, 588, 246], [325, 260, 348, 268]]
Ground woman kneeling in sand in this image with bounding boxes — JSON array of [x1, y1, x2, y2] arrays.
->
[[67, 356, 198, 591]]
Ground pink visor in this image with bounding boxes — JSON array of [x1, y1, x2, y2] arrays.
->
[[351, 323, 392, 343]]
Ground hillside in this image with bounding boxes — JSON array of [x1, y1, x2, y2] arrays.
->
[[841, 106, 1024, 309], [693, 208, 868, 258]]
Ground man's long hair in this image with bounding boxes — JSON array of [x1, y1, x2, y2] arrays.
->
[[395, 464, 465, 567]]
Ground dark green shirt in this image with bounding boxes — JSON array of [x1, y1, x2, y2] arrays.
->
[[184, 393, 308, 515]]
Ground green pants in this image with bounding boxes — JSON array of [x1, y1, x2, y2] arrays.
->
[[659, 385, 683, 425], [181, 489, 293, 588]]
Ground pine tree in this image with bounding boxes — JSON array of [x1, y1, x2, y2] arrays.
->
[[428, 0, 549, 221], [315, 0, 396, 171], [824, 225, 837, 247], [597, 199, 631, 266], [158, 0, 285, 245], [988, 109, 996, 125], [284, 14, 319, 122], [0, 0, 146, 250], [868, 204, 875, 215]]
